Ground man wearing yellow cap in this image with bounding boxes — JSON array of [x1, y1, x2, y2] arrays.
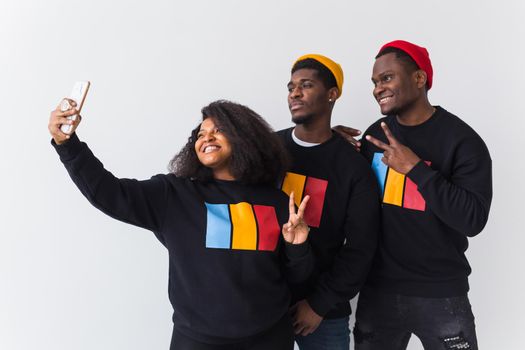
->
[[277, 55, 380, 349]]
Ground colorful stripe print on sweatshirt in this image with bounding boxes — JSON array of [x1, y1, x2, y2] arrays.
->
[[371, 152, 430, 211], [205, 202, 280, 251], [281, 172, 328, 228]]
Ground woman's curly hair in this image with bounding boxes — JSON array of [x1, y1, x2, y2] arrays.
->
[[169, 100, 289, 185]]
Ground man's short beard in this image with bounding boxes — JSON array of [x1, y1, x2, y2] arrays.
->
[[384, 98, 417, 116], [382, 107, 399, 116], [291, 113, 313, 125]]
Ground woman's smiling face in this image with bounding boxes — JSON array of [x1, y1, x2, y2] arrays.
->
[[194, 117, 234, 180]]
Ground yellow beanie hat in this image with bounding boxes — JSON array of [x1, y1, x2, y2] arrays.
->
[[294, 54, 344, 98]]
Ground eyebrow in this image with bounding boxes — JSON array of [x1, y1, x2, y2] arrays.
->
[[372, 71, 394, 81], [198, 124, 220, 133], [378, 70, 394, 77], [288, 78, 315, 86]]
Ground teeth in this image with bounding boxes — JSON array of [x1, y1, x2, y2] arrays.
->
[[379, 97, 391, 104], [204, 145, 219, 153]]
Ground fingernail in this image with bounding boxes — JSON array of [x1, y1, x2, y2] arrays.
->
[[366, 135, 371, 140]]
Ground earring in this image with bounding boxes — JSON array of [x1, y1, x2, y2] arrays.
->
[[329, 99, 333, 102]]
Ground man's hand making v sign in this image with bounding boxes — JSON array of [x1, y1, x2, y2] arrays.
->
[[366, 122, 421, 175]]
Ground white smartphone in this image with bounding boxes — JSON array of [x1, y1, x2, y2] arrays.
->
[[60, 81, 90, 134]]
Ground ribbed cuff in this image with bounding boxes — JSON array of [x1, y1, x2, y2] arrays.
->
[[306, 291, 332, 317], [284, 241, 310, 259], [406, 160, 434, 187], [51, 133, 83, 161]]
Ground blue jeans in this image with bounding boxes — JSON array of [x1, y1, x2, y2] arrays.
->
[[354, 288, 478, 350], [295, 316, 350, 350]]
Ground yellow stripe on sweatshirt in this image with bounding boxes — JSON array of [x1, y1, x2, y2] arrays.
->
[[230, 202, 257, 250]]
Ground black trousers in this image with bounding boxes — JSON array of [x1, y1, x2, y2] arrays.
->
[[354, 287, 478, 350], [170, 314, 294, 350]]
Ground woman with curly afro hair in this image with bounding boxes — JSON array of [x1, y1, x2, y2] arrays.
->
[[49, 99, 313, 350]]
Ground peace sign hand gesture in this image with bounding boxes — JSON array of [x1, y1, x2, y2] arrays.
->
[[282, 192, 311, 245], [365, 122, 421, 175]]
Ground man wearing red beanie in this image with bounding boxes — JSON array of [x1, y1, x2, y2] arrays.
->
[[352, 40, 492, 349]]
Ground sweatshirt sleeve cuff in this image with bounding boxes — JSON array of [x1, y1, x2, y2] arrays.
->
[[284, 241, 310, 260], [51, 133, 83, 161], [306, 292, 332, 317], [406, 160, 434, 187]]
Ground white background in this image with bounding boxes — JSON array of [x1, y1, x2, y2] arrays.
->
[[1, 0, 523, 349]]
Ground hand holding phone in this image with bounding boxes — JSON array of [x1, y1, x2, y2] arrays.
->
[[60, 81, 90, 134]]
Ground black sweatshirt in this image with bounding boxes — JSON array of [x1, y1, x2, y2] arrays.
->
[[361, 106, 492, 297], [52, 134, 313, 344], [277, 128, 380, 318]]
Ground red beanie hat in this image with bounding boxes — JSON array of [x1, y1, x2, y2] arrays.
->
[[379, 40, 433, 90]]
